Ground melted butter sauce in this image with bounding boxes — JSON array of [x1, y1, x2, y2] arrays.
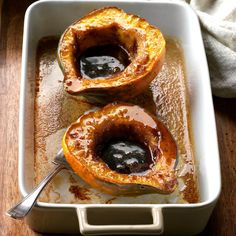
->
[[102, 140, 152, 174], [78, 44, 130, 79]]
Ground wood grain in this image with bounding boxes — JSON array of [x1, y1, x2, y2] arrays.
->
[[0, 0, 38, 235], [200, 97, 236, 236], [0, 0, 235, 235]]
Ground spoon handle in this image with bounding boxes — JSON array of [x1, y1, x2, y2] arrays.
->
[[6, 164, 65, 219]]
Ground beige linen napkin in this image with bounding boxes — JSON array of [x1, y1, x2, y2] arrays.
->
[[187, 0, 236, 97]]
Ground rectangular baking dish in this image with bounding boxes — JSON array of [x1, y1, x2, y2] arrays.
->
[[19, 0, 221, 235]]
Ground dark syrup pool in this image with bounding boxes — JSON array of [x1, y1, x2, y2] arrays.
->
[[78, 44, 130, 79], [101, 140, 153, 174]]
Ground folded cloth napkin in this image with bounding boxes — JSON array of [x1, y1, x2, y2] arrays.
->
[[186, 0, 236, 97]]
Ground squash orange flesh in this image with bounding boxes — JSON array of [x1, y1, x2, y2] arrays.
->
[[62, 104, 177, 195], [58, 7, 166, 101]]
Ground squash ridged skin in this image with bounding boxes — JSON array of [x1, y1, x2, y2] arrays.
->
[[58, 7, 166, 102], [62, 104, 177, 195]]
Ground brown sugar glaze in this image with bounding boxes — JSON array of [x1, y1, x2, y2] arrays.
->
[[34, 37, 199, 203], [78, 44, 130, 79]]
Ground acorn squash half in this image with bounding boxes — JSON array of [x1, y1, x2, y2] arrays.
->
[[58, 7, 166, 101], [62, 104, 177, 195]]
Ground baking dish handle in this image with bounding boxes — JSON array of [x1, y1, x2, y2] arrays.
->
[[76, 207, 163, 235]]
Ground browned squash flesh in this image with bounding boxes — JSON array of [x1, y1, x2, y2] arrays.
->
[[62, 103, 177, 195], [58, 7, 166, 101]]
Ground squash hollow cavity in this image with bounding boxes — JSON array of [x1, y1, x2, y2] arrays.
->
[[63, 23, 137, 89], [93, 122, 155, 174], [78, 43, 131, 80]]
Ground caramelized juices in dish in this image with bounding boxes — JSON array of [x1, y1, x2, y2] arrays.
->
[[34, 37, 199, 204]]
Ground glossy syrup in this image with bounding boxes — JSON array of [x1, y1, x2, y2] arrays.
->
[[102, 140, 153, 174], [78, 44, 130, 79]]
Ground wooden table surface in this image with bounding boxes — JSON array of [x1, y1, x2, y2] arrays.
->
[[0, 0, 235, 235]]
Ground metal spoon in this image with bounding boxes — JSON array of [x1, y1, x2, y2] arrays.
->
[[7, 149, 70, 219]]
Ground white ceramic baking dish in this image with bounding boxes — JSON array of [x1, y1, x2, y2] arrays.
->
[[19, 0, 221, 235]]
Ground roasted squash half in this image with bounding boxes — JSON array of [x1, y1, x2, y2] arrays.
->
[[62, 104, 177, 195], [58, 7, 166, 101]]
